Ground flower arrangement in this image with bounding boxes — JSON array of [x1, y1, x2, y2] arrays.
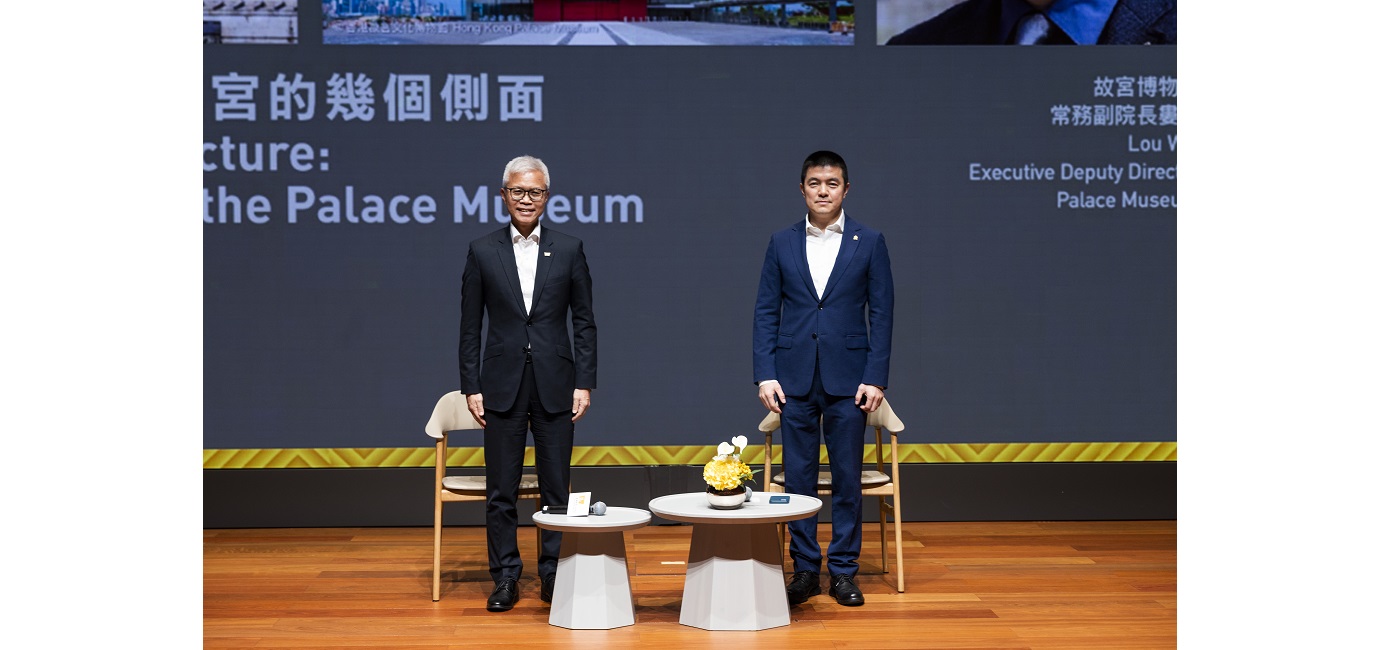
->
[[703, 435, 755, 493]]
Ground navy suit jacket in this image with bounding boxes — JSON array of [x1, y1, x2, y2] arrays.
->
[[460, 226, 597, 414], [753, 216, 894, 397], [886, 0, 1175, 45]]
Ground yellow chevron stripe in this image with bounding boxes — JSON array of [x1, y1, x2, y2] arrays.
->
[[204, 442, 1176, 469]]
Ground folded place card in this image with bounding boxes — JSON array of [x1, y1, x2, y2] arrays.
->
[[566, 491, 591, 516]]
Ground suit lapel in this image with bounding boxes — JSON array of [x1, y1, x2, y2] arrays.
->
[[790, 221, 820, 300], [532, 228, 556, 309], [494, 227, 529, 318], [824, 217, 862, 296]]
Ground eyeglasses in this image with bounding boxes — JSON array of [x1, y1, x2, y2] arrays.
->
[[503, 187, 547, 201]]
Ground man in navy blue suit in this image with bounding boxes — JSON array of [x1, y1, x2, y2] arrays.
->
[[753, 150, 894, 607]]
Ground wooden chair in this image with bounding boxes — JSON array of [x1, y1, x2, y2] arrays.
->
[[760, 399, 906, 593], [426, 390, 541, 601]]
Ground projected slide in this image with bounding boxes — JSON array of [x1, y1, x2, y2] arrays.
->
[[204, 1, 1176, 454]]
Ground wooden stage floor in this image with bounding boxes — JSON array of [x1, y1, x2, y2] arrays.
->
[[205, 520, 1176, 648]]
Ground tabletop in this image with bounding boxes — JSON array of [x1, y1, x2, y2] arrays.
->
[[531, 506, 653, 533], [648, 492, 822, 525]]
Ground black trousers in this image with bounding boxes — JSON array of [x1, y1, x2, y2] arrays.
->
[[482, 361, 573, 583]]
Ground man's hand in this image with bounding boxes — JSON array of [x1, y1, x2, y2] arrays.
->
[[466, 393, 486, 427], [758, 381, 786, 414], [571, 389, 592, 422], [855, 384, 884, 413]]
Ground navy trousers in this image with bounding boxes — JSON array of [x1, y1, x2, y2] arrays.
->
[[780, 364, 865, 576]]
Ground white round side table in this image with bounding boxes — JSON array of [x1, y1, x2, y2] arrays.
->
[[531, 506, 653, 629], [648, 491, 822, 631]]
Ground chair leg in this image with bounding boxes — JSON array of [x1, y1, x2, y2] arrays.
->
[[432, 492, 443, 602], [879, 498, 889, 574], [894, 494, 905, 593], [770, 484, 788, 572], [777, 522, 788, 573]]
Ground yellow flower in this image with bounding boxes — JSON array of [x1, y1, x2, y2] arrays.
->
[[703, 455, 754, 491]]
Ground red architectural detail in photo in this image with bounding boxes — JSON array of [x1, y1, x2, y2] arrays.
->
[[535, 0, 647, 22]]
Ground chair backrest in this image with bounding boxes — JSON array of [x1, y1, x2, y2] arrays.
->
[[759, 399, 903, 491], [865, 400, 905, 433], [425, 391, 484, 439], [758, 399, 904, 434]]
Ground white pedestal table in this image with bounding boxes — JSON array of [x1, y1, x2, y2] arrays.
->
[[531, 507, 653, 629], [647, 491, 821, 631]]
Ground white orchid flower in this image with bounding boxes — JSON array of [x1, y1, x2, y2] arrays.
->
[[717, 442, 735, 456], [731, 435, 748, 454]]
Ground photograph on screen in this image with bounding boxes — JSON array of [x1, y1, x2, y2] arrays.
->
[[878, 0, 1175, 45], [204, 0, 300, 44], [321, 1, 856, 45]]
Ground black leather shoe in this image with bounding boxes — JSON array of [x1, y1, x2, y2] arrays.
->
[[486, 578, 520, 612], [786, 571, 821, 606], [828, 574, 864, 607], [541, 574, 555, 604]]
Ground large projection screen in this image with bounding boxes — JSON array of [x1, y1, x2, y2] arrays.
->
[[204, 1, 1176, 466]]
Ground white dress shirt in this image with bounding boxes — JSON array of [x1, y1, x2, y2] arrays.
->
[[806, 211, 845, 299], [511, 225, 540, 315]]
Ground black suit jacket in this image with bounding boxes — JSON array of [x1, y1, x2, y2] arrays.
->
[[459, 226, 597, 414], [886, 0, 1175, 45]]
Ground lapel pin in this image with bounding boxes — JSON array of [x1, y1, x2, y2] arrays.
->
[[544, 252, 552, 257], [853, 235, 859, 240]]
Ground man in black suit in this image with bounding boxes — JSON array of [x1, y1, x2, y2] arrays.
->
[[886, 0, 1175, 45], [460, 155, 598, 612]]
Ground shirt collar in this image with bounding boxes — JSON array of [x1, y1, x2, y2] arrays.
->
[[999, 0, 1118, 45], [510, 224, 540, 244], [806, 211, 846, 237]]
